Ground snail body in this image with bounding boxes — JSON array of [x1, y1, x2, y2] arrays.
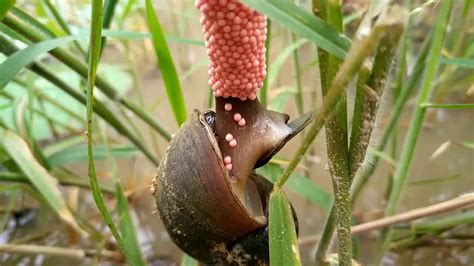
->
[[153, 107, 307, 264]]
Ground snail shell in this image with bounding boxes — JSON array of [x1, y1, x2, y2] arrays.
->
[[153, 109, 309, 264]]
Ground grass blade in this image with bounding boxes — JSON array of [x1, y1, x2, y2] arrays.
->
[[145, 0, 187, 126], [241, 0, 351, 59], [0, 35, 79, 90], [1, 130, 83, 234], [116, 182, 147, 265], [269, 189, 301, 266]]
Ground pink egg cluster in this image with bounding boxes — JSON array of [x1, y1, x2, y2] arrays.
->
[[196, 0, 267, 100]]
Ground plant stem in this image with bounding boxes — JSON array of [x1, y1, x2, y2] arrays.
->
[[0, 244, 122, 261], [350, 28, 433, 204], [375, 1, 454, 263], [312, 0, 354, 264], [298, 193, 474, 245]]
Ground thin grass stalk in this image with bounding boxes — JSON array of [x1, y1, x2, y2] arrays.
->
[[375, 1, 454, 263], [41, 0, 86, 56], [1, 12, 172, 141], [85, 0, 127, 259], [259, 19, 272, 107], [0, 35, 159, 164]]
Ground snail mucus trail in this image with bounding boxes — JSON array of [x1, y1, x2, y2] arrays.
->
[[153, 0, 314, 264]]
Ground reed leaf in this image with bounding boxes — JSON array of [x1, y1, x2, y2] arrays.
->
[[1, 130, 83, 234], [241, 0, 351, 59], [269, 189, 301, 265], [145, 0, 188, 126]]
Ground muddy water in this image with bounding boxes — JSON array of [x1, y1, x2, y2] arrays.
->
[[1, 1, 473, 265]]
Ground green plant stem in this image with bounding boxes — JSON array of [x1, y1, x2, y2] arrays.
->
[[260, 19, 272, 107], [351, 27, 433, 204], [312, 0, 354, 264], [2, 12, 171, 141], [375, 1, 453, 263]]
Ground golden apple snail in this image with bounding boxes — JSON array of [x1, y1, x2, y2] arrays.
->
[[152, 0, 313, 264]]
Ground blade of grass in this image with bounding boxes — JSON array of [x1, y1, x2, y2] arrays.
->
[[1, 130, 83, 234], [145, 0, 187, 126], [241, 0, 351, 59], [269, 188, 302, 265], [180, 253, 198, 266], [85, 0, 127, 261], [375, 0, 454, 263]]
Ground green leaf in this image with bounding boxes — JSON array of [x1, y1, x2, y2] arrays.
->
[[1, 130, 82, 233], [116, 182, 147, 266], [180, 253, 198, 266], [440, 57, 474, 69], [257, 163, 332, 211], [145, 0, 188, 126], [269, 189, 302, 266], [0, 0, 15, 22], [47, 145, 140, 167], [241, 0, 351, 59], [0, 35, 79, 90]]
